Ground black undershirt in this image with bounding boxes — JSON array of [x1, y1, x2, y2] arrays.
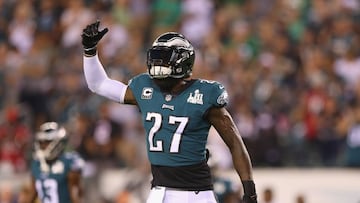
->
[[151, 161, 213, 191]]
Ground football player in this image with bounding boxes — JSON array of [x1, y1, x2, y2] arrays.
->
[[27, 122, 84, 203], [82, 21, 257, 203]]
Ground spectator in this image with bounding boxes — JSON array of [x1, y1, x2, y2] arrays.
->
[[60, 0, 93, 48], [261, 187, 276, 203], [295, 194, 306, 203], [0, 105, 31, 173], [8, 1, 36, 55]]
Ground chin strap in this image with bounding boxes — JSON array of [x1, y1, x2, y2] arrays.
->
[[36, 150, 50, 173]]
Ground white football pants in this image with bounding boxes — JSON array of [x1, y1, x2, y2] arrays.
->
[[146, 186, 218, 203]]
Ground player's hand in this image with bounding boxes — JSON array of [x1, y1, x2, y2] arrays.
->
[[81, 20, 108, 56], [242, 180, 257, 203], [242, 194, 257, 203]]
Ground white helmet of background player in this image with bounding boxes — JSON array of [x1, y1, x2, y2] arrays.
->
[[34, 122, 68, 161]]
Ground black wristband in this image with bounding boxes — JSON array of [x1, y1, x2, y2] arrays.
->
[[84, 47, 97, 57], [242, 180, 256, 196]]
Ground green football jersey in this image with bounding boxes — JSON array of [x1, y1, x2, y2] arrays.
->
[[129, 73, 229, 166], [31, 152, 84, 203]]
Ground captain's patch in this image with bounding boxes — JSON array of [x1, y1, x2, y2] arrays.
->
[[142, 87, 153, 99]]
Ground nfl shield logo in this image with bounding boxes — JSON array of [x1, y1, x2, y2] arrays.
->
[[165, 94, 172, 101]]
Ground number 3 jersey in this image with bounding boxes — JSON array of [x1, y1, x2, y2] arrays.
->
[[30, 152, 84, 203], [128, 73, 229, 190]]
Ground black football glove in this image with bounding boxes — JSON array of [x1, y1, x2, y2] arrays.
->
[[242, 180, 257, 203], [205, 148, 210, 162], [81, 20, 108, 56], [242, 194, 257, 203]]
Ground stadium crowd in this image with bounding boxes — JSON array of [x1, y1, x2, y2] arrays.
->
[[0, 0, 359, 202]]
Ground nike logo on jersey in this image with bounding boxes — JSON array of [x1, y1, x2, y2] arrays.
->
[[187, 89, 203, 104], [162, 104, 174, 110]]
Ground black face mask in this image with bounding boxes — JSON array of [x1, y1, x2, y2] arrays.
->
[[153, 78, 182, 93]]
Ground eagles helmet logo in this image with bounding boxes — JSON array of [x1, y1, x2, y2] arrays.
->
[[217, 91, 229, 106]]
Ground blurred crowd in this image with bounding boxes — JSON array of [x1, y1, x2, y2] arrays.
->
[[0, 0, 359, 202]]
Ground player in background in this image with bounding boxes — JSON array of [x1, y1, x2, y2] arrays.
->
[[82, 21, 257, 203], [26, 122, 84, 203]]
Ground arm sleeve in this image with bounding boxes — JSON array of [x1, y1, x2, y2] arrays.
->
[[83, 54, 127, 103]]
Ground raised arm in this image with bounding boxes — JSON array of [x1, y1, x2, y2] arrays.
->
[[207, 107, 257, 203], [81, 21, 137, 105]]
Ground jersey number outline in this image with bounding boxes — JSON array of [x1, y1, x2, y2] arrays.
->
[[36, 179, 59, 203], [146, 112, 189, 153]]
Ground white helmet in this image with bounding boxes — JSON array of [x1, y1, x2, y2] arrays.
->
[[34, 122, 67, 161]]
